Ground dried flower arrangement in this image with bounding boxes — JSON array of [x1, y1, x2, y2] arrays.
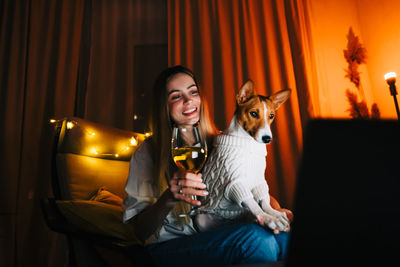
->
[[343, 28, 380, 119]]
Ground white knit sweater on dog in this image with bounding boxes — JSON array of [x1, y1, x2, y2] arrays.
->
[[199, 134, 270, 219]]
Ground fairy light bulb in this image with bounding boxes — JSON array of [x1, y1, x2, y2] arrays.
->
[[89, 148, 98, 155], [130, 137, 137, 146], [66, 121, 74, 130]]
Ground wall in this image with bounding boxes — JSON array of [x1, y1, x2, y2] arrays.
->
[[357, 0, 400, 118], [306, 0, 400, 119]]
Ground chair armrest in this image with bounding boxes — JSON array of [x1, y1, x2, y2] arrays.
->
[[40, 198, 139, 249]]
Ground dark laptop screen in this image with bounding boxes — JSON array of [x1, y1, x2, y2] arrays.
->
[[286, 120, 400, 267]]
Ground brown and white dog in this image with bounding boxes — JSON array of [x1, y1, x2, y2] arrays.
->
[[196, 80, 291, 233]]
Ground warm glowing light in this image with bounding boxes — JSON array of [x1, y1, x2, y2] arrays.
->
[[89, 132, 96, 137], [114, 154, 119, 158], [385, 72, 397, 81], [120, 145, 131, 152], [49, 119, 56, 123], [130, 137, 137, 146], [66, 122, 74, 129], [133, 115, 138, 120], [89, 148, 99, 155], [145, 132, 151, 137]]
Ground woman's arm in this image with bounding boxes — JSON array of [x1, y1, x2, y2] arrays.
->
[[129, 171, 207, 243], [129, 189, 175, 242]]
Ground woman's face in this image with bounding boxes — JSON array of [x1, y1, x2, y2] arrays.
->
[[167, 73, 201, 126]]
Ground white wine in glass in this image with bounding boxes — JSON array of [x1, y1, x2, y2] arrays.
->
[[171, 123, 207, 216], [171, 146, 207, 174]]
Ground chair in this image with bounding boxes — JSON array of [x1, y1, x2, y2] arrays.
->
[[41, 117, 149, 266]]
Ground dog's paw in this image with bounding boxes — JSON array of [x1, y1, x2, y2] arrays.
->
[[261, 211, 290, 232], [265, 207, 290, 222], [278, 208, 294, 223]]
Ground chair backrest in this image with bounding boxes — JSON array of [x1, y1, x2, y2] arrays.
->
[[53, 117, 146, 200]]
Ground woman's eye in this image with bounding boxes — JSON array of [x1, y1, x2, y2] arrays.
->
[[190, 90, 199, 95], [250, 111, 259, 118], [171, 94, 181, 100], [269, 114, 275, 119]]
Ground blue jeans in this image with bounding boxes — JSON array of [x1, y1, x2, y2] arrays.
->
[[146, 223, 290, 266]]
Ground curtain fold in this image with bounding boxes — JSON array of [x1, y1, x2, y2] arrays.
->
[[285, 0, 317, 120], [1, 1, 86, 266], [74, 0, 93, 118], [0, 1, 167, 266], [0, 2, 30, 266], [85, 0, 167, 130], [168, 0, 314, 208]]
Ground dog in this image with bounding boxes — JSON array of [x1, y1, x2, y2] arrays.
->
[[195, 80, 291, 233]]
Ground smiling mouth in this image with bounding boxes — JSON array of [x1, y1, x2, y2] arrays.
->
[[183, 107, 197, 115]]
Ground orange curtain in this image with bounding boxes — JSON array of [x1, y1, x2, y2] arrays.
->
[[168, 0, 314, 208]]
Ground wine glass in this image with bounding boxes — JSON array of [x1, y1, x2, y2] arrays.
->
[[171, 123, 207, 216]]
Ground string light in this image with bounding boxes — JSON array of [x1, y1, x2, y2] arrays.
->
[[49, 117, 149, 159], [89, 147, 99, 155], [130, 137, 137, 146], [66, 122, 74, 129], [49, 118, 63, 128], [62, 119, 97, 137]]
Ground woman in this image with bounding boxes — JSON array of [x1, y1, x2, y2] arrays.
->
[[123, 65, 291, 266]]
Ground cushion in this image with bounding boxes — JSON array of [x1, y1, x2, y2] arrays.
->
[[90, 186, 124, 207], [56, 153, 130, 200], [56, 199, 140, 246]]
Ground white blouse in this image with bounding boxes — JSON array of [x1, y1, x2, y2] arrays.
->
[[123, 138, 197, 243]]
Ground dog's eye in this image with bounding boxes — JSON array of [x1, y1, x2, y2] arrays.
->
[[250, 111, 259, 118], [269, 114, 275, 119]]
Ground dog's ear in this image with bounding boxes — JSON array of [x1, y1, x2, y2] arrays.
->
[[237, 80, 255, 104], [269, 89, 291, 110]]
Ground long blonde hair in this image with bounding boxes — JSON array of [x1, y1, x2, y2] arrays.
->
[[149, 65, 218, 224]]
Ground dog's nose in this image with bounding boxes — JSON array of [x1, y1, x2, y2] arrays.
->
[[262, 135, 272, 144]]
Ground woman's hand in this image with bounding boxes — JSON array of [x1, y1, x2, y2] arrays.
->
[[131, 172, 207, 242], [169, 171, 208, 206]]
